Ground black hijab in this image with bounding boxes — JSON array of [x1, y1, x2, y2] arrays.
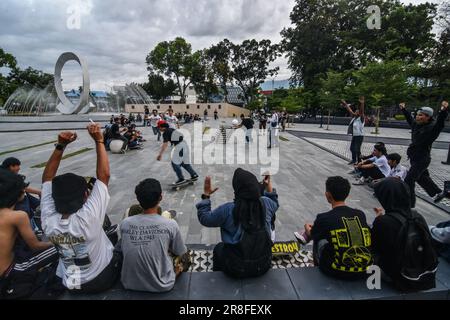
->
[[232, 168, 265, 231], [374, 178, 411, 217]]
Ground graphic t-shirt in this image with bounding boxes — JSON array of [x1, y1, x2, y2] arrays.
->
[[40, 180, 113, 288], [119, 214, 186, 292], [149, 115, 161, 128], [165, 115, 179, 129], [311, 206, 372, 278], [368, 155, 391, 177]]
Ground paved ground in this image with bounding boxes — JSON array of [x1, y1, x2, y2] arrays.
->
[[288, 129, 450, 212], [0, 118, 448, 246]]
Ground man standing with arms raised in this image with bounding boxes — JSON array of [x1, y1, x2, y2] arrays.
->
[[400, 100, 449, 207]]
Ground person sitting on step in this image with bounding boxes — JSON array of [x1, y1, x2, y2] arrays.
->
[[118, 178, 190, 293]]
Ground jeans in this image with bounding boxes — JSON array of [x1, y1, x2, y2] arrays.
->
[[171, 161, 198, 181], [268, 128, 278, 147], [350, 136, 364, 163], [109, 135, 128, 151], [151, 126, 161, 141], [405, 156, 442, 208], [245, 129, 253, 143]]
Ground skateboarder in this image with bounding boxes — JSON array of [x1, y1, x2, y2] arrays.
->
[[156, 121, 199, 186], [400, 101, 449, 207]]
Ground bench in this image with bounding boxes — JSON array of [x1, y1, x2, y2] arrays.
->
[[59, 258, 450, 300]]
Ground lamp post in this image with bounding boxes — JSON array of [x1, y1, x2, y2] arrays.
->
[[319, 107, 324, 128]]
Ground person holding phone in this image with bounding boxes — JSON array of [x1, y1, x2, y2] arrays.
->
[[196, 169, 279, 278]]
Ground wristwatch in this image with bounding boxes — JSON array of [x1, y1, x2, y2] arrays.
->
[[54, 143, 66, 151], [201, 194, 211, 200]]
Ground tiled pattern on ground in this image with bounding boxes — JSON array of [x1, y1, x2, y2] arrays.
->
[[303, 137, 450, 208], [189, 250, 314, 273]]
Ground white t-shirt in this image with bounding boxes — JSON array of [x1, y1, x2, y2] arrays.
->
[[165, 115, 178, 129], [351, 117, 365, 136], [388, 164, 408, 181], [41, 180, 113, 288], [369, 155, 391, 177], [149, 115, 161, 128], [270, 113, 279, 128]]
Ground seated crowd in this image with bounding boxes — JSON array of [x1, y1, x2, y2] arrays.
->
[[0, 125, 449, 300]]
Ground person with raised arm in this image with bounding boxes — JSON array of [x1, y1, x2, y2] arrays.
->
[[40, 123, 121, 294], [399, 100, 449, 207], [342, 96, 365, 165]]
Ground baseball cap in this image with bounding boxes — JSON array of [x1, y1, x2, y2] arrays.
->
[[418, 107, 434, 118], [158, 120, 169, 128]]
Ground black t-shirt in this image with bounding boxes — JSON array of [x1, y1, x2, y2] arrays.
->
[[311, 206, 372, 279], [241, 118, 254, 129], [111, 123, 121, 138], [163, 128, 183, 145]]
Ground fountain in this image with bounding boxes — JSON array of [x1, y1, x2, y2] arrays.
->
[[1, 53, 154, 116]]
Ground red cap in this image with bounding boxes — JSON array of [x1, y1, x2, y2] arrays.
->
[[157, 120, 167, 127]]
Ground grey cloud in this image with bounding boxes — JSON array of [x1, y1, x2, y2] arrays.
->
[[0, 0, 440, 90]]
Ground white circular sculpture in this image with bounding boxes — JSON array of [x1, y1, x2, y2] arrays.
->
[[109, 140, 124, 154], [54, 52, 90, 115]]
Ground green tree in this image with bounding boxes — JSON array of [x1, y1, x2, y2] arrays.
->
[[352, 60, 416, 108], [205, 40, 232, 102], [142, 73, 177, 102], [266, 88, 289, 111], [191, 50, 219, 103], [282, 0, 437, 91], [229, 39, 280, 105], [1, 48, 53, 107], [146, 37, 201, 103]]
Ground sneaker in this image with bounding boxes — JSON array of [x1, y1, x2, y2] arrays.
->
[[434, 191, 450, 203], [190, 175, 199, 182], [294, 232, 308, 245], [174, 179, 186, 186], [352, 177, 366, 185]]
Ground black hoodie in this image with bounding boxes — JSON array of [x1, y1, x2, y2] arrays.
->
[[402, 108, 448, 159], [372, 178, 425, 281]]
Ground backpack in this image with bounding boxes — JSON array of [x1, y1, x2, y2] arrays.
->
[[389, 210, 438, 291], [222, 200, 273, 278]]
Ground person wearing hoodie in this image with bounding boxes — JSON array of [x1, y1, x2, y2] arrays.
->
[[195, 169, 279, 278], [400, 101, 449, 207], [372, 178, 435, 287]]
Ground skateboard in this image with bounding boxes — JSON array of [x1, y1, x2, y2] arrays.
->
[[272, 240, 301, 257], [170, 179, 195, 191], [162, 210, 177, 220]]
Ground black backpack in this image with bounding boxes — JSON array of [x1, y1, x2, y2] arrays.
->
[[222, 200, 273, 279], [390, 210, 438, 291]]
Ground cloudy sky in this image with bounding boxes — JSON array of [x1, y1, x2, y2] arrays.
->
[[0, 0, 446, 91]]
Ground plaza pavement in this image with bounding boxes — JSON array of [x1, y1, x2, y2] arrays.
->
[[0, 118, 448, 246]]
